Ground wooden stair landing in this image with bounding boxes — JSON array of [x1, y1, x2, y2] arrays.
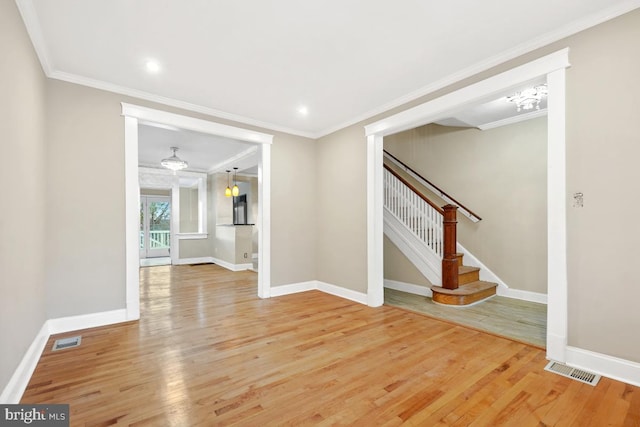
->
[[431, 254, 498, 306]]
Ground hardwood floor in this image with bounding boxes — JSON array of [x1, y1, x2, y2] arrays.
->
[[22, 264, 640, 426], [384, 288, 547, 348]]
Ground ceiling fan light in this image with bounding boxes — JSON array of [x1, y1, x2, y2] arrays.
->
[[161, 147, 188, 171], [506, 84, 548, 112]]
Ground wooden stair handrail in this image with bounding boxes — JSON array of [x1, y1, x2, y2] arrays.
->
[[384, 164, 444, 215], [383, 149, 482, 222]]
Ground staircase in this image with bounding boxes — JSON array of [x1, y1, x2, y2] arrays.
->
[[430, 253, 497, 306], [383, 155, 497, 306]]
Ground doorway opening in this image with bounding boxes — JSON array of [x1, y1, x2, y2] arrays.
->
[[139, 195, 171, 259], [122, 104, 274, 321], [365, 49, 570, 362]]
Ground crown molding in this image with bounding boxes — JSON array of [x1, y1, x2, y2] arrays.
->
[[207, 146, 258, 174], [15, 0, 54, 75], [477, 108, 547, 131], [54, 70, 316, 139], [17, 0, 640, 140]]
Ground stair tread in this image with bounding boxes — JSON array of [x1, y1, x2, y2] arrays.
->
[[458, 265, 480, 274], [431, 281, 497, 296]]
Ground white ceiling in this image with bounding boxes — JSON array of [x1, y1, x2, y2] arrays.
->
[[17, 0, 640, 138]]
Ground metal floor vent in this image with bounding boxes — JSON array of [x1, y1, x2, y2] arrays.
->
[[544, 361, 600, 386], [52, 336, 82, 351]]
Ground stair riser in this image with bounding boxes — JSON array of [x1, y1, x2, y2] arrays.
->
[[432, 287, 496, 306], [458, 270, 479, 285]]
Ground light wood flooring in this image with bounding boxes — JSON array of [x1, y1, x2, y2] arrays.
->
[[22, 264, 640, 426], [384, 289, 547, 348]]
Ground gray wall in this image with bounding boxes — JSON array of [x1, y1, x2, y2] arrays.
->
[[384, 118, 548, 294], [563, 10, 640, 362], [0, 0, 47, 394], [44, 80, 128, 318], [316, 124, 368, 292]]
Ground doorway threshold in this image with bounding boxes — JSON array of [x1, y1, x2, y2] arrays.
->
[[140, 257, 171, 267]]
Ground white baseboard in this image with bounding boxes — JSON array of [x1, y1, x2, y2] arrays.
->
[[175, 256, 213, 265], [565, 346, 640, 388], [384, 279, 432, 297], [270, 281, 368, 305], [47, 309, 128, 335], [385, 278, 546, 306], [456, 242, 508, 289], [270, 281, 317, 297], [496, 287, 547, 304], [176, 256, 253, 272], [455, 244, 548, 305], [0, 308, 130, 404], [546, 332, 566, 363], [0, 323, 49, 404], [317, 281, 368, 305]]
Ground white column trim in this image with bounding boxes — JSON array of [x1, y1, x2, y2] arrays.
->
[[367, 134, 384, 307], [257, 143, 271, 299], [546, 67, 568, 361], [124, 116, 140, 320]]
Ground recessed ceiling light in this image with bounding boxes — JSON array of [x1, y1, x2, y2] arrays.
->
[[145, 59, 161, 74], [297, 106, 309, 116]]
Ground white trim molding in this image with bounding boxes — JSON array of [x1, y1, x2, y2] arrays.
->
[[456, 243, 548, 305], [271, 281, 368, 305], [174, 256, 253, 272], [366, 49, 570, 364], [384, 280, 432, 297], [477, 109, 547, 131], [565, 346, 640, 388], [270, 281, 317, 297], [367, 134, 385, 307], [0, 309, 129, 404], [364, 49, 570, 137], [499, 288, 547, 305], [47, 309, 128, 335], [0, 323, 49, 404]]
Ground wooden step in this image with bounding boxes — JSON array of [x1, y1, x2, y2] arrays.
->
[[458, 265, 480, 285], [455, 253, 464, 267], [431, 281, 497, 306]]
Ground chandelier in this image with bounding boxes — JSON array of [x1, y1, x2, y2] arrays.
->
[[160, 147, 188, 171], [506, 85, 548, 112]]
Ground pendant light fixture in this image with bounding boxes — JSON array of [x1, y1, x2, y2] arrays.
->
[[232, 167, 240, 197], [224, 170, 232, 197], [160, 147, 188, 171]]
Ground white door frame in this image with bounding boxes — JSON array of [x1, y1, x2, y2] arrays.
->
[[122, 103, 273, 321], [365, 49, 570, 362]]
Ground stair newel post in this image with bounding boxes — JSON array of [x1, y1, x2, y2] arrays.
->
[[442, 204, 459, 290]]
